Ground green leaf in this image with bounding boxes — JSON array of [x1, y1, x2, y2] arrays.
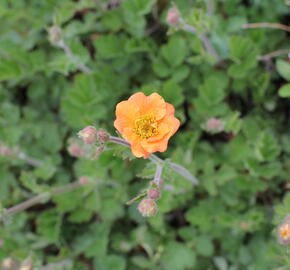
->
[[73, 222, 110, 258], [61, 73, 111, 128], [196, 235, 214, 257], [36, 209, 62, 243], [161, 36, 187, 67], [162, 80, 184, 107], [161, 241, 196, 270], [278, 83, 290, 97], [94, 35, 124, 59], [228, 36, 258, 78], [122, 0, 155, 16], [95, 255, 126, 270], [198, 72, 228, 105], [276, 59, 290, 81], [254, 132, 281, 162]]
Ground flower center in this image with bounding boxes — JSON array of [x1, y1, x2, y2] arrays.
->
[[134, 115, 158, 139], [279, 224, 290, 239]]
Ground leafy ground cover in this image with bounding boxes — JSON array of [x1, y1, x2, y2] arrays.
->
[[1, 0, 290, 269]]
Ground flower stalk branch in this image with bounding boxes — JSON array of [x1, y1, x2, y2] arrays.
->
[[0, 181, 82, 221], [58, 40, 92, 74], [257, 49, 290, 61], [242, 22, 290, 32], [109, 135, 199, 185], [153, 164, 163, 187], [17, 152, 43, 167], [182, 24, 220, 60]]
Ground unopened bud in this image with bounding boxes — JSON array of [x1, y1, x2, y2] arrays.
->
[[204, 118, 224, 133], [48, 26, 62, 45], [137, 199, 158, 217], [166, 6, 181, 25], [19, 258, 33, 270], [2, 258, 17, 269], [78, 126, 97, 144], [278, 215, 290, 245], [0, 143, 17, 157], [147, 188, 160, 200], [96, 128, 110, 142], [67, 139, 84, 157], [79, 176, 90, 185]]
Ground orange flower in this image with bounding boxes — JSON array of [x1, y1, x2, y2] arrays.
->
[[114, 92, 180, 158]]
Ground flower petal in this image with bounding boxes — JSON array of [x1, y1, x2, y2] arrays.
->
[[141, 116, 180, 153], [114, 100, 140, 133], [131, 142, 150, 158], [129, 92, 166, 120]]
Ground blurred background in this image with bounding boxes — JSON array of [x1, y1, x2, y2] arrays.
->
[[1, 0, 290, 269]]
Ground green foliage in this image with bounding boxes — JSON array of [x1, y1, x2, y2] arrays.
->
[[0, 0, 289, 269]]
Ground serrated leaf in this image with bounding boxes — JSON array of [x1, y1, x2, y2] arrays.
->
[[161, 36, 187, 67], [161, 241, 196, 270]]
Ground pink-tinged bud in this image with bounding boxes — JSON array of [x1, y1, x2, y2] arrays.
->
[[96, 128, 110, 142], [147, 189, 161, 200], [0, 144, 16, 157], [278, 215, 290, 245], [67, 142, 84, 157], [205, 118, 224, 133], [2, 258, 17, 269], [79, 176, 90, 185], [78, 126, 97, 144], [166, 6, 181, 25], [48, 26, 62, 45], [137, 199, 158, 217]]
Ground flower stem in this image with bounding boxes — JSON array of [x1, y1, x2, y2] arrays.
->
[[242, 22, 290, 32], [257, 49, 290, 61], [153, 165, 163, 187], [1, 181, 81, 220], [17, 152, 43, 167], [58, 40, 92, 74], [109, 135, 199, 185], [182, 24, 219, 61]]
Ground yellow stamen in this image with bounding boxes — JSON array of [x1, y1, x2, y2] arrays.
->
[[279, 224, 290, 239], [134, 115, 158, 139]]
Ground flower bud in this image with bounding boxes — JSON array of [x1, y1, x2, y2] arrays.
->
[[48, 26, 62, 45], [278, 215, 290, 245], [0, 143, 17, 157], [79, 176, 90, 185], [147, 188, 160, 200], [137, 199, 158, 217], [78, 126, 97, 144], [19, 258, 33, 270], [96, 128, 110, 142], [166, 6, 181, 25], [67, 139, 84, 157], [2, 258, 17, 269], [204, 118, 224, 133]]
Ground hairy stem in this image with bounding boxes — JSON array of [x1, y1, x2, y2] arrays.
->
[[182, 24, 219, 60], [242, 23, 290, 32], [1, 181, 81, 220], [17, 152, 43, 167], [109, 136, 199, 185], [153, 165, 163, 187], [58, 41, 92, 74], [257, 49, 290, 61]]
